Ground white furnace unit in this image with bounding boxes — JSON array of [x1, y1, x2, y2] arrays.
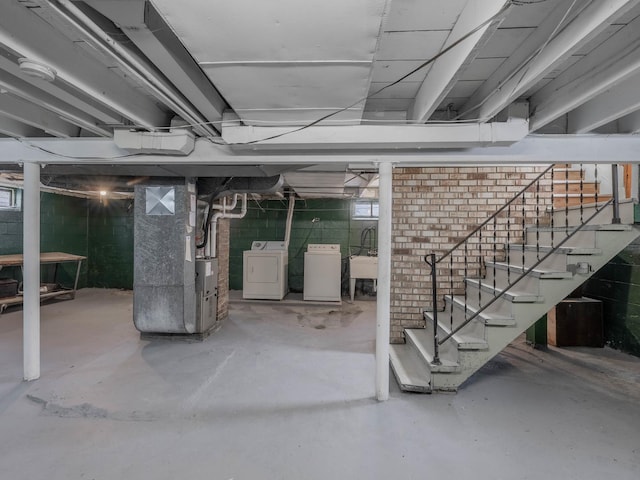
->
[[303, 244, 341, 302], [243, 241, 289, 300]]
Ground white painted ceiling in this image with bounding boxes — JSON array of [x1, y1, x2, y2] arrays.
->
[[2, 0, 640, 196]]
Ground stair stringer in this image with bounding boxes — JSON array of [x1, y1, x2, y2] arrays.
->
[[428, 226, 640, 391]]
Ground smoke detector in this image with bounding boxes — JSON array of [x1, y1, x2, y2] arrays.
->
[[18, 58, 56, 82]]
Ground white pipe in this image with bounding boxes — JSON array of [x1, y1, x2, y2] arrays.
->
[[211, 194, 247, 258], [376, 162, 393, 401], [210, 193, 239, 211], [283, 193, 295, 249], [23, 162, 40, 381], [51, 0, 217, 137]]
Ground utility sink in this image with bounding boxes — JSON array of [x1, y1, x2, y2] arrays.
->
[[349, 256, 378, 301], [350, 255, 378, 279]]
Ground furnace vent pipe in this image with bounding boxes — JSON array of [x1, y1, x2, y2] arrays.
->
[[283, 193, 295, 249], [209, 193, 247, 258]]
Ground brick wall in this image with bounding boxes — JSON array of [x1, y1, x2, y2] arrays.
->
[[390, 166, 551, 343], [216, 217, 230, 322]]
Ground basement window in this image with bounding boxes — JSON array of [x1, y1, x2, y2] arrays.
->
[[353, 199, 379, 220], [0, 187, 21, 211]]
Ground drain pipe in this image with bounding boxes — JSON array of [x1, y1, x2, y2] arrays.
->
[[283, 193, 295, 249], [209, 194, 247, 258]]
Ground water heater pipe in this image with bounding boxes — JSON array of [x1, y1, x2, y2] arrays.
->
[[209, 193, 247, 258], [283, 193, 295, 249]]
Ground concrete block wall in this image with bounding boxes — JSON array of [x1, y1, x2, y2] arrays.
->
[[0, 192, 89, 287], [583, 238, 640, 357], [230, 198, 377, 294], [390, 166, 551, 343], [87, 199, 134, 289]]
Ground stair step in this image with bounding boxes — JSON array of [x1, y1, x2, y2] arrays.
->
[[552, 182, 599, 195], [424, 311, 488, 350], [405, 329, 461, 373], [484, 261, 573, 279], [553, 169, 584, 180], [444, 296, 516, 326], [552, 179, 598, 184], [389, 344, 432, 393], [508, 244, 601, 255], [465, 278, 545, 302], [552, 193, 605, 198], [526, 224, 633, 233], [437, 319, 488, 350]]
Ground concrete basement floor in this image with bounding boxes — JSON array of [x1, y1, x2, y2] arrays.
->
[[1, 289, 639, 480]]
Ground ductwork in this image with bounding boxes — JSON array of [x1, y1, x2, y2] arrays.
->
[[197, 175, 284, 199]]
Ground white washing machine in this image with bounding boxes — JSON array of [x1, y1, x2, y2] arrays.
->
[[303, 244, 342, 302], [243, 241, 289, 300]]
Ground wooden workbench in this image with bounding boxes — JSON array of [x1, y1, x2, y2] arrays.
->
[[0, 252, 87, 312]]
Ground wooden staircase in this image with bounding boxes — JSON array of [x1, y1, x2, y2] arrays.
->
[[553, 164, 611, 207], [390, 176, 639, 393]]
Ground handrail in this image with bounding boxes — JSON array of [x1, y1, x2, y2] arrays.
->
[[432, 164, 555, 265], [423, 163, 622, 363], [437, 199, 613, 345]]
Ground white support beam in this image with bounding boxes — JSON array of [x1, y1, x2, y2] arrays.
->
[[463, 0, 640, 122], [376, 161, 392, 402], [618, 110, 640, 133], [461, 0, 576, 120], [409, 0, 509, 123], [0, 117, 43, 137], [0, 1, 169, 131], [568, 71, 640, 133], [23, 162, 40, 381], [0, 93, 80, 137], [221, 120, 528, 150], [1, 135, 640, 166], [530, 14, 640, 131]]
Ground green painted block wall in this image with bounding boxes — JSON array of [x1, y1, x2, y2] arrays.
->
[[583, 238, 640, 357], [87, 199, 134, 289], [229, 198, 378, 293], [0, 191, 134, 290], [0, 192, 89, 287]]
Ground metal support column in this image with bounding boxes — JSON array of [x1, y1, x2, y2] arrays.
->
[[612, 164, 621, 224], [23, 162, 40, 381], [376, 162, 392, 401]]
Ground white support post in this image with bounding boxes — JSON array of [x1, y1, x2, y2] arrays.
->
[[23, 161, 40, 381], [376, 162, 393, 401]]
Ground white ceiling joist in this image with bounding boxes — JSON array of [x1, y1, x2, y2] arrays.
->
[[0, 93, 79, 137], [83, 0, 227, 131], [409, 0, 509, 123], [568, 71, 640, 133], [0, 72, 112, 137], [0, 1, 169, 131], [3, 135, 640, 167], [617, 110, 640, 133], [221, 118, 528, 151], [460, 0, 576, 121], [530, 14, 640, 131], [462, 0, 640, 122], [0, 117, 43, 138]]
